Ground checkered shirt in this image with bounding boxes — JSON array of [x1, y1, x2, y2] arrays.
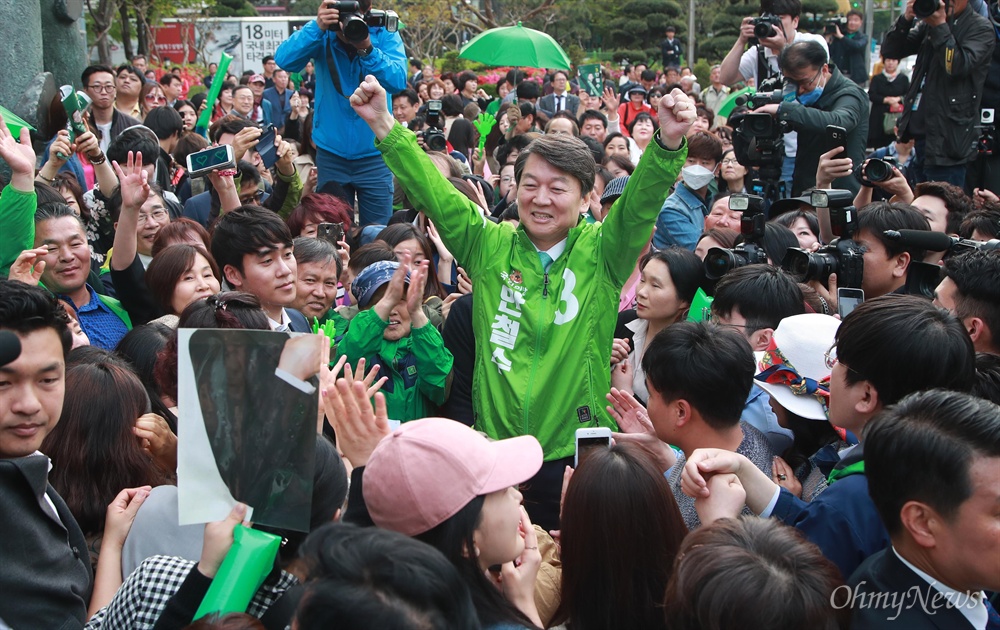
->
[[84, 555, 298, 629]]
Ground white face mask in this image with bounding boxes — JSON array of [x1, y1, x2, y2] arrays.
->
[[681, 164, 716, 190]]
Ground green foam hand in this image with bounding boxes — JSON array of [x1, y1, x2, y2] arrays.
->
[[474, 113, 497, 151], [312, 317, 337, 349]]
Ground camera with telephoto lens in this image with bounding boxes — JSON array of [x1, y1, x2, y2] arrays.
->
[[913, 0, 947, 19], [327, 1, 399, 42], [704, 194, 770, 280], [752, 13, 784, 38], [781, 189, 865, 289], [854, 157, 898, 185], [419, 99, 447, 152]]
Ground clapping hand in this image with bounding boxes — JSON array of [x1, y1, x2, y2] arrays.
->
[[322, 375, 390, 468], [0, 113, 37, 187], [606, 387, 655, 435], [8, 248, 49, 286]]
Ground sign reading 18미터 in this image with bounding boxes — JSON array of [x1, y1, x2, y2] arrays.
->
[[242, 22, 288, 70]]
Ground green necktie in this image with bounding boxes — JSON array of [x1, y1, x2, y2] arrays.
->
[[539, 251, 554, 272]]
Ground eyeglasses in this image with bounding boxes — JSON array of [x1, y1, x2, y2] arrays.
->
[[823, 345, 839, 369], [706, 313, 751, 333], [239, 191, 262, 205], [145, 93, 166, 102], [721, 158, 740, 165], [825, 344, 862, 377], [787, 68, 823, 92], [88, 84, 116, 93], [138, 208, 169, 224]]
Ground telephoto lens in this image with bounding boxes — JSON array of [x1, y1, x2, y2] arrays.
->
[[913, 0, 942, 18], [864, 159, 895, 183]]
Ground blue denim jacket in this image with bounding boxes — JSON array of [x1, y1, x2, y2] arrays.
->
[[652, 183, 708, 251]]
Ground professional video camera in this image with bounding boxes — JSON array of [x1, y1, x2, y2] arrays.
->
[[731, 88, 789, 207], [327, 1, 399, 42], [824, 16, 847, 35], [732, 89, 786, 169], [704, 194, 769, 280], [419, 99, 447, 152], [781, 189, 865, 289]]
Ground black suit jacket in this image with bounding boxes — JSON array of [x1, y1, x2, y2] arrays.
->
[[287, 308, 311, 333], [0, 456, 92, 629], [537, 93, 580, 121], [848, 548, 978, 629]]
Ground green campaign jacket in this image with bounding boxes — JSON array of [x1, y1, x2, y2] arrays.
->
[[377, 123, 685, 460]]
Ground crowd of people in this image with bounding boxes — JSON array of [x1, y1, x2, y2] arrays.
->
[[1, 0, 999, 627]]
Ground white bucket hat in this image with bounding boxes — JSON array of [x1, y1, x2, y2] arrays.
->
[[754, 313, 841, 421]]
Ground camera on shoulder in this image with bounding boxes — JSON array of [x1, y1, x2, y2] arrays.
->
[[824, 16, 847, 35]]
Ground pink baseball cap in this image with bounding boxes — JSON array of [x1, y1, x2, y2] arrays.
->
[[249, 74, 266, 84], [363, 418, 543, 536]]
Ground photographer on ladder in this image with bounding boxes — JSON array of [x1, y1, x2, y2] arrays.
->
[[276, 1, 407, 226]]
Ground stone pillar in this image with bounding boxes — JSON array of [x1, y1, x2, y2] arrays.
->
[[0, 1, 44, 111], [40, 0, 87, 90]]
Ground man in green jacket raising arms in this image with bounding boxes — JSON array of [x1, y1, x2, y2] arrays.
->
[[350, 75, 694, 528]]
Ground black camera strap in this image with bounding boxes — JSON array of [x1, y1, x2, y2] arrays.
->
[[325, 34, 365, 99]]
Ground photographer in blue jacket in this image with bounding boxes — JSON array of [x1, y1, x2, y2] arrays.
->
[[276, 1, 407, 226]]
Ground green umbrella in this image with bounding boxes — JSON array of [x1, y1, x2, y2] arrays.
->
[[459, 22, 571, 70], [715, 86, 755, 119], [0, 105, 36, 138]]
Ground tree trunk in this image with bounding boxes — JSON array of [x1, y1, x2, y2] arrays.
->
[[136, 11, 149, 57], [119, 3, 134, 60], [97, 33, 112, 65]]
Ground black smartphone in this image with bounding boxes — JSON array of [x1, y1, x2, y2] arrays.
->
[[825, 125, 848, 160], [185, 145, 236, 178], [317, 222, 345, 245], [256, 125, 279, 170]]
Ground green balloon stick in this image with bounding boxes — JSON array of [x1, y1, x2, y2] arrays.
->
[[195, 53, 233, 139], [194, 525, 282, 619]]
